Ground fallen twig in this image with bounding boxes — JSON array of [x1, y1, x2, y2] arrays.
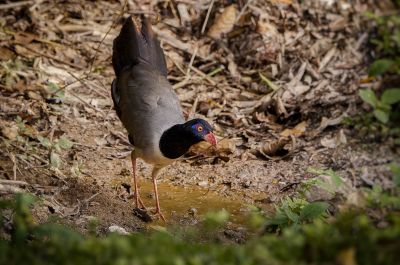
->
[[0, 179, 29, 186], [201, 0, 215, 34], [0, 184, 24, 194], [0, 1, 33, 10], [87, 0, 128, 76], [17, 43, 85, 70]]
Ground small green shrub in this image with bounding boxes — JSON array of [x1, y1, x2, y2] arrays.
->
[[357, 11, 400, 126], [1, 193, 400, 265], [265, 198, 329, 230], [359, 88, 400, 123], [264, 168, 343, 231]]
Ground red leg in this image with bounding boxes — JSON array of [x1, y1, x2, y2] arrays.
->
[[131, 151, 146, 210], [151, 167, 166, 221]]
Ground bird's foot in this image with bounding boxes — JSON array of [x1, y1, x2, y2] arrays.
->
[[132, 208, 166, 222], [152, 209, 166, 222], [137, 196, 147, 210], [134, 193, 147, 210]]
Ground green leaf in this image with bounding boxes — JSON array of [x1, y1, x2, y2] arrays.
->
[[307, 168, 343, 193], [265, 211, 289, 226], [283, 207, 300, 223], [325, 169, 343, 187], [50, 152, 61, 168], [373, 109, 389, 123], [46, 82, 65, 100], [373, 185, 383, 194], [58, 137, 73, 149], [300, 202, 329, 221], [368, 59, 394, 76], [363, 11, 379, 20], [390, 163, 400, 188], [204, 210, 229, 229], [37, 136, 52, 148], [359, 89, 378, 108], [381, 88, 400, 105], [259, 72, 280, 91]]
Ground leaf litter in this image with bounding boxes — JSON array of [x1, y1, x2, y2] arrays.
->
[[0, 0, 399, 237]]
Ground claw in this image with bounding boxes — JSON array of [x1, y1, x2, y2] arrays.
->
[[153, 209, 166, 222]]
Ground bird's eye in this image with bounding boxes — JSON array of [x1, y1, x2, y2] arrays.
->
[[197, 125, 203, 132]]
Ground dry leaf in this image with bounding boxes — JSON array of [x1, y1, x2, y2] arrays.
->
[[257, 19, 281, 57], [317, 114, 346, 132], [189, 138, 236, 156], [14, 32, 35, 44], [257, 19, 279, 37], [165, 50, 184, 70], [318, 47, 337, 72], [208, 5, 238, 40], [320, 136, 338, 148], [27, 91, 42, 101], [280, 121, 307, 137], [0, 47, 15, 61], [345, 191, 366, 208], [1, 125, 19, 140], [227, 54, 239, 78], [177, 3, 190, 25], [216, 138, 236, 154], [270, 0, 292, 4], [260, 138, 290, 156], [14, 45, 36, 59], [275, 96, 288, 117], [254, 112, 277, 123], [320, 129, 347, 148], [189, 141, 212, 154]]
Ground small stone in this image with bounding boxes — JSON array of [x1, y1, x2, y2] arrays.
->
[[346, 191, 366, 208], [240, 180, 251, 188], [108, 225, 129, 235], [197, 180, 209, 188], [188, 208, 197, 216]]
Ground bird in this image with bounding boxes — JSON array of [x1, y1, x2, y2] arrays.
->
[[111, 16, 217, 221]]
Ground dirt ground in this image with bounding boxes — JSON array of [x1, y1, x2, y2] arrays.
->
[[0, 0, 399, 236]]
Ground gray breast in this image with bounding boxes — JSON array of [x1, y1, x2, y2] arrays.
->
[[116, 63, 185, 161]]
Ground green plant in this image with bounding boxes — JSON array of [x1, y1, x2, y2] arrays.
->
[[356, 11, 400, 126], [359, 88, 400, 123], [362, 163, 400, 210], [264, 168, 345, 231], [0, 59, 27, 88], [45, 82, 65, 102], [364, 184, 400, 210], [391, 163, 400, 187], [203, 209, 229, 230], [10, 116, 74, 169], [2, 193, 400, 265], [265, 198, 329, 230], [364, 11, 400, 60], [303, 168, 343, 195], [37, 135, 73, 168]]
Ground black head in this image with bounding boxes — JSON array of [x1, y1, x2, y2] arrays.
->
[[159, 119, 217, 159], [181, 119, 217, 146]]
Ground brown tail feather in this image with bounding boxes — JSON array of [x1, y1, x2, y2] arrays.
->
[[112, 16, 167, 77]]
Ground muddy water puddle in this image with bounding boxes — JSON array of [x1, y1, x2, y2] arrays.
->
[[127, 179, 269, 227]]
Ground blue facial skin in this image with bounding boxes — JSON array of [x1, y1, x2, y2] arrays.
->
[[188, 119, 213, 140], [160, 118, 214, 159]]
